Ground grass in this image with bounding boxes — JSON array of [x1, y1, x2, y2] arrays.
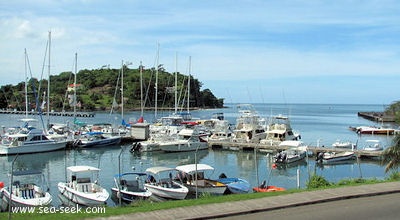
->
[[1, 175, 398, 220]]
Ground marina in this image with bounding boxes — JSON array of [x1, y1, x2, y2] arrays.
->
[[0, 103, 397, 208]]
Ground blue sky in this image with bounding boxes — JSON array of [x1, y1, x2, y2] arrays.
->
[[1, 0, 400, 105]]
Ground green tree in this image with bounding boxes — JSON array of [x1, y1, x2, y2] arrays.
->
[[381, 134, 400, 173]]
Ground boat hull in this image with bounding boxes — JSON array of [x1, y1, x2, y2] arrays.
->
[[58, 183, 109, 206], [159, 141, 208, 152], [0, 188, 52, 210], [0, 141, 67, 155], [111, 188, 151, 203], [144, 183, 188, 200]]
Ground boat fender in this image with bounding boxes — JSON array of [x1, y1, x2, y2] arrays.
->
[[0, 190, 3, 199]]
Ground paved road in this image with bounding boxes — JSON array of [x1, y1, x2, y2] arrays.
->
[[95, 182, 400, 220], [215, 192, 400, 220]]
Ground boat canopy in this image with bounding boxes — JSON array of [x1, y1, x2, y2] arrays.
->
[[175, 164, 214, 174], [67, 165, 100, 173], [145, 166, 176, 174]]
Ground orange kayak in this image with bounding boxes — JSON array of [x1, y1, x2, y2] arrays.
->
[[253, 185, 286, 193]]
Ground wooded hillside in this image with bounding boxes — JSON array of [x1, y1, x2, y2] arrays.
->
[[0, 66, 224, 112]]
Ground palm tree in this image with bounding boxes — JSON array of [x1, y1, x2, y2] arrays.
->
[[381, 134, 400, 173]]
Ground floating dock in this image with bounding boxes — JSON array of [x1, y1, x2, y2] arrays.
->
[[208, 141, 383, 158]]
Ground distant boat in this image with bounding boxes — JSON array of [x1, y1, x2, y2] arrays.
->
[[363, 139, 384, 151], [273, 141, 308, 164], [332, 140, 357, 150], [355, 126, 395, 135], [260, 114, 301, 146], [316, 151, 356, 164], [73, 132, 121, 148]]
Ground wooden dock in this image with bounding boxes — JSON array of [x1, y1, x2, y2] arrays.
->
[[0, 110, 95, 117], [207, 141, 383, 158]]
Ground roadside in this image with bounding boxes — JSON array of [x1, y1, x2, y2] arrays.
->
[[92, 181, 400, 220]]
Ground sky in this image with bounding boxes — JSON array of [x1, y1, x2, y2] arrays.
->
[[1, 0, 400, 105]]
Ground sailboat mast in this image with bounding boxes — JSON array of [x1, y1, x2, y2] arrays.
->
[[140, 61, 144, 117], [121, 60, 124, 121], [175, 52, 178, 114], [47, 31, 51, 128], [187, 56, 191, 113], [24, 48, 28, 118], [155, 43, 159, 120], [73, 53, 77, 121]]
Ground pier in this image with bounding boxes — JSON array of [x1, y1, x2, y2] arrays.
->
[[208, 141, 383, 158], [0, 109, 95, 117], [358, 112, 395, 122]]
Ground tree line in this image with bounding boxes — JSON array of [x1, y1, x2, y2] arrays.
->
[[0, 66, 224, 112]]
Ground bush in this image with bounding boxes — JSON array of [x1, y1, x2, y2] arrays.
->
[[306, 174, 331, 189]]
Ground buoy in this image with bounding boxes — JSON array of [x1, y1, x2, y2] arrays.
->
[[0, 181, 4, 189]]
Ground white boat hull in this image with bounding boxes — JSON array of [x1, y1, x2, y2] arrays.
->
[[0, 188, 52, 209], [58, 182, 109, 206], [159, 141, 208, 152], [144, 183, 188, 200], [0, 141, 67, 155]]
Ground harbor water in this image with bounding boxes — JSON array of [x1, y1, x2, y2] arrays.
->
[[0, 103, 396, 207]]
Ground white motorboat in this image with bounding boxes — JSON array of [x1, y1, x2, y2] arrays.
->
[[0, 170, 52, 211], [73, 132, 121, 148], [175, 163, 227, 196], [260, 114, 301, 146], [58, 166, 109, 206], [231, 104, 267, 143], [111, 172, 152, 204], [332, 140, 357, 150], [0, 127, 67, 155], [363, 139, 383, 151], [316, 151, 356, 164], [144, 166, 189, 200], [158, 123, 208, 152], [273, 141, 308, 164]]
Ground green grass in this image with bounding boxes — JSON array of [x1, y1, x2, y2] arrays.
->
[[1, 176, 398, 220]]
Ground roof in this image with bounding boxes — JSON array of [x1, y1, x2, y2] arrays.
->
[[145, 166, 176, 174], [175, 164, 214, 173], [67, 165, 100, 173]]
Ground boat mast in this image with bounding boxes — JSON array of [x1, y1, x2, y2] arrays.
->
[[24, 48, 28, 118], [47, 31, 51, 129], [187, 56, 191, 113], [73, 53, 77, 122], [175, 52, 178, 115], [155, 43, 159, 120], [121, 60, 124, 121], [140, 61, 144, 117]]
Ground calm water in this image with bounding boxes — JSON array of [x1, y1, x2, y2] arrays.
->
[[0, 103, 395, 207]]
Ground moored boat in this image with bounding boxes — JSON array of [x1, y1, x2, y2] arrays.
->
[[144, 166, 189, 200], [252, 180, 286, 193], [216, 174, 250, 194], [0, 170, 52, 211], [111, 172, 152, 204], [175, 163, 227, 196], [316, 151, 356, 164], [58, 165, 109, 206]]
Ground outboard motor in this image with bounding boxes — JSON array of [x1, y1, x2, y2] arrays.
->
[[259, 180, 266, 189]]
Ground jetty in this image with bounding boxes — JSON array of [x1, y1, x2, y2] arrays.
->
[[208, 141, 383, 158], [358, 112, 395, 122], [0, 109, 95, 117]]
